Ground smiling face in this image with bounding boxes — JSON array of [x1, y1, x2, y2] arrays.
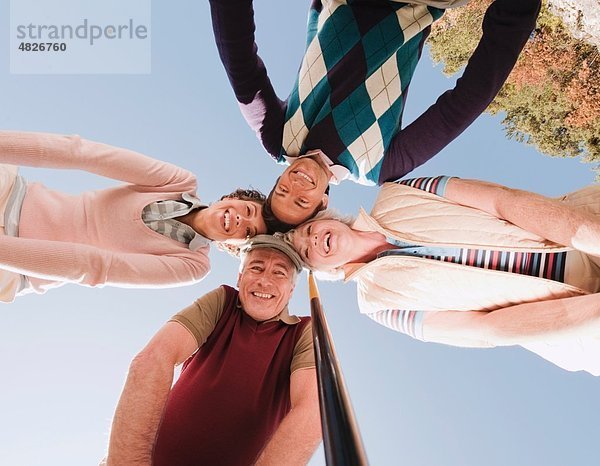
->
[[195, 199, 267, 244], [237, 248, 297, 321], [291, 219, 355, 271], [270, 157, 330, 225]]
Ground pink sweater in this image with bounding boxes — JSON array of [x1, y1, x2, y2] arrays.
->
[[0, 131, 210, 295]]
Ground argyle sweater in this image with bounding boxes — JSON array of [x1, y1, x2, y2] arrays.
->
[[210, 0, 541, 184], [281, 2, 443, 184]]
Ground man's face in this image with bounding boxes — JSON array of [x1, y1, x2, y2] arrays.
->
[[237, 248, 296, 321], [291, 219, 354, 270], [270, 157, 330, 225], [200, 199, 267, 243]]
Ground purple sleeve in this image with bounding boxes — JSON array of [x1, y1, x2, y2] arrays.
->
[[378, 0, 541, 184], [209, 0, 286, 160]]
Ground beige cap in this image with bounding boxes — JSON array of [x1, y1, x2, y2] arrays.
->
[[240, 234, 304, 272]]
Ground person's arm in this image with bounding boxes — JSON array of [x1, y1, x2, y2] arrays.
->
[[379, 0, 541, 182], [254, 367, 321, 466], [444, 178, 600, 257], [106, 322, 199, 465], [370, 293, 600, 348], [422, 293, 600, 348], [209, 0, 286, 159], [0, 235, 210, 287], [0, 131, 194, 189]]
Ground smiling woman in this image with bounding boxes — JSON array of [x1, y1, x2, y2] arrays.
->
[[290, 217, 385, 271], [179, 196, 266, 243], [285, 176, 600, 375], [0, 131, 268, 302]]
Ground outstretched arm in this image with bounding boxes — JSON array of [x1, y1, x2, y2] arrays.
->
[[0, 235, 209, 288], [421, 293, 600, 347], [379, 0, 541, 182], [254, 368, 322, 466], [369, 293, 600, 348], [444, 178, 600, 257], [209, 0, 286, 159], [0, 131, 195, 189], [106, 322, 198, 465]]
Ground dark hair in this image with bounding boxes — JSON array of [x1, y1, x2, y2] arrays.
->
[[214, 188, 267, 257], [261, 177, 327, 234], [262, 191, 299, 234], [220, 188, 266, 204]]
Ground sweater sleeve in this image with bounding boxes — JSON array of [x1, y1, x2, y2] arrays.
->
[[378, 0, 541, 183], [367, 310, 426, 341], [0, 131, 195, 189], [209, 0, 286, 160], [0, 235, 210, 288], [395, 175, 454, 196]]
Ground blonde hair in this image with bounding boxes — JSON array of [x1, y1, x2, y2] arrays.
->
[[278, 209, 356, 280]]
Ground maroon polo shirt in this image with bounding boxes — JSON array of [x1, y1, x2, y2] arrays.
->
[[152, 285, 311, 465]]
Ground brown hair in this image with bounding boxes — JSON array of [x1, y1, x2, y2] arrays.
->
[[216, 187, 267, 257], [220, 188, 266, 204]]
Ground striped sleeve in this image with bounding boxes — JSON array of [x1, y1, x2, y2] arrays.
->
[[367, 310, 426, 341], [397, 176, 455, 197]]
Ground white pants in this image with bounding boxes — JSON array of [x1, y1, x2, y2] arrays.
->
[[0, 164, 24, 303], [526, 185, 600, 376], [563, 185, 600, 293]]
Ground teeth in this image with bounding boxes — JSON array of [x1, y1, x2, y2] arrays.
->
[[252, 292, 273, 299], [224, 211, 230, 231], [295, 170, 314, 185]]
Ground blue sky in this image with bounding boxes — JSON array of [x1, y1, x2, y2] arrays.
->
[[0, 1, 598, 465]]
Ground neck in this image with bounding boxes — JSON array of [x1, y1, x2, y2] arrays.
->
[[310, 152, 334, 181], [179, 208, 205, 237], [349, 229, 395, 264]]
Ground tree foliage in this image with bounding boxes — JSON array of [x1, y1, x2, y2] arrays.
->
[[428, 0, 600, 172]]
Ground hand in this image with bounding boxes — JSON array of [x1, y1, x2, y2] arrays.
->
[[572, 222, 600, 258]]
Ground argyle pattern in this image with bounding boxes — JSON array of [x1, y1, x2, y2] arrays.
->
[[281, 0, 444, 185]]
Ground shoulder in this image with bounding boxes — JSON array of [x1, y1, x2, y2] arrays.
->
[[291, 320, 315, 373], [169, 286, 228, 346]]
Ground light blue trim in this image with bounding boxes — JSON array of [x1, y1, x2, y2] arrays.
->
[[381, 239, 462, 259], [412, 311, 426, 341], [435, 175, 453, 197]]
